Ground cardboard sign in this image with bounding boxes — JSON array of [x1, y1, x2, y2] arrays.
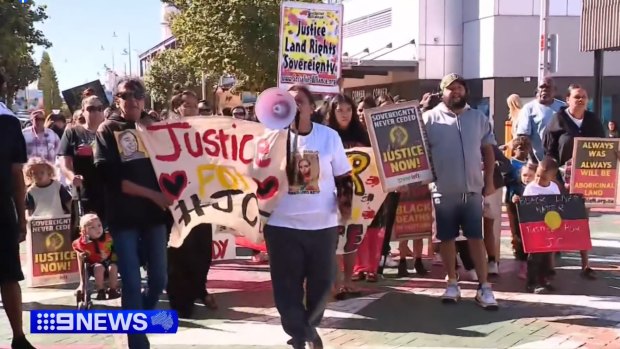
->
[[364, 102, 434, 192], [336, 147, 388, 255], [26, 215, 79, 287], [278, 1, 343, 94], [391, 185, 433, 241], [570, 137, 620, 207], [137, 117, 288, 248], [517, 194, 592, 253], [62, 80, 110, 114]]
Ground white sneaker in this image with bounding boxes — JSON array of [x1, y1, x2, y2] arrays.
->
[[487, 261, 499, 275], [468, 269, 478, 281], [441, 282, 461, 303], [475, 284, 498, 310], [379, 256, 399, 268]]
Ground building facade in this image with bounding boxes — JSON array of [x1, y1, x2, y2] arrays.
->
[[341, 0, 620, 141]]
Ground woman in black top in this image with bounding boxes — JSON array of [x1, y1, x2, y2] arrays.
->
[[543, 84, 604, 280]]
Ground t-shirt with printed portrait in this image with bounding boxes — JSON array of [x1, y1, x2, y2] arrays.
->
[[268, 123, 352, 230]]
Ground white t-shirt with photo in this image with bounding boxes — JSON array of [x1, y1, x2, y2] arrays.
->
[[523, 181, 561, 196], [268, 123, 352, 230]]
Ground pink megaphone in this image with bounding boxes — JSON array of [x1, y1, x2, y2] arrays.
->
[[255, 87, 297, 129]]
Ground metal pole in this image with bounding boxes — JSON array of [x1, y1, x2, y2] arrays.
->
[[128, 33, 132, 76], [537, 0, 550, 83], [201, 72, 207, 100], [593, 50, 604, 118]]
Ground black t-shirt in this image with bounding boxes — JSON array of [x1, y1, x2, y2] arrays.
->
[[0, 113, 27, 229], [58, 125, 102, 201], [94, 114, 167, 229]]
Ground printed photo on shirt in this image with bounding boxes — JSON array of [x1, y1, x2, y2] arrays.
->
[[289, 151, 320, 194], [114, 129, 148, 162]]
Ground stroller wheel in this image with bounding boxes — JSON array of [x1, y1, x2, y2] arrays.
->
[[77, 301, 86, 311]]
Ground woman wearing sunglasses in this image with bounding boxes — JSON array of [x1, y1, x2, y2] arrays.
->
[[58, 96, 106, 226]]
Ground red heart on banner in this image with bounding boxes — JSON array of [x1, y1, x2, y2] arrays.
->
[[253, 176, 279, 200], [159, 171, 188, 201]]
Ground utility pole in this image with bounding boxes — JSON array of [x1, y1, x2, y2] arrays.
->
[[128, 33, 132, 76], [537, 0, 550, 84]]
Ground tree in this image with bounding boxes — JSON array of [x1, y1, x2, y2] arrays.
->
[[38, 51, 63, 114], [0, 0, 50, 104], [164, 0, 319, 92], [143, 48, 203, 105]]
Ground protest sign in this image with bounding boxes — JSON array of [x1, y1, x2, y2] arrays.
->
[[62, 80, 109, 114], [517, 194, 591, 253], [278, 1, 343, 94], [212, 226, 238, 260], [26, 215, 79, 287], [364, 102, 434, 192], [336, 147, 388, 255], [570, 137, 620, 207], [391, 185, 433, 241], [137, 117, 288, 248]]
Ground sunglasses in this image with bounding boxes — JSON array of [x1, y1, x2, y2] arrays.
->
[[86, 105, 103, 113], [116, 91, 145, 100], [233, 111, 246, 116]]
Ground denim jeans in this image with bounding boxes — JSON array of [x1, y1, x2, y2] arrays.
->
[[111, 224, 168, 349], [264, 225, 338, 346]]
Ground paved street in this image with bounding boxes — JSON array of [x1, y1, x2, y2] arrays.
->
[[2, 210, 620, 349]]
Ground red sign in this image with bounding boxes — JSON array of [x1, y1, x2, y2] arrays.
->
[[391, 185, 433, 241]]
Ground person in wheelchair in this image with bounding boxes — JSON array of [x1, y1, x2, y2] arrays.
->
[[72, 213, 120, 300]]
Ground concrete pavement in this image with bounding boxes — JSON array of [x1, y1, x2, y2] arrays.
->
[[1, 210, 620, 349]]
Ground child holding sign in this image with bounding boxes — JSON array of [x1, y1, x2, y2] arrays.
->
[[514, 157, 559, 293], [24, 157, 72, 218]]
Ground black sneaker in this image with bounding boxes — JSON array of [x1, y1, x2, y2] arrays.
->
[[397, 259, 410, 277], [96, 289, 107, 300], [581, 267, 596, 280], [414, 258, 428, 276], [286, 338, 306, 349], [11, 336, 36, 349], [307, 328, 323, 349]]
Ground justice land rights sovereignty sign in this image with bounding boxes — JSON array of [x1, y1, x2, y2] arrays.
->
[[364, 101, 434, 192], [27, 215, 79, 287], [278, 1, 343, 93], [570, 137, 620, 207]]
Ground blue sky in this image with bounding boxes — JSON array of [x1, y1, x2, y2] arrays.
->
[[32, 0, 163, 91]]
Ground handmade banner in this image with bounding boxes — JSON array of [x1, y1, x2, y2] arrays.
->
[[26, 215, 79, 287], [278, 1, 343, 94], [364, 101, 434, 192], [336, 147, 388, 255], [391, 184, 433, 241], [517, 194, 591, 253], [211, 226, 238, 261], [137, 117, 288, 248], [570, 137, 620, 207]]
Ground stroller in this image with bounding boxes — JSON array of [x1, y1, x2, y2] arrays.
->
[[74, 192, 93, 310]]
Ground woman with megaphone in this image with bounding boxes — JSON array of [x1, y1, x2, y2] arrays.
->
[[259, 84, 353, 349]]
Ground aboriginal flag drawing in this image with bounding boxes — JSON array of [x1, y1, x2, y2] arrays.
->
[[516, 194, 592, 253]]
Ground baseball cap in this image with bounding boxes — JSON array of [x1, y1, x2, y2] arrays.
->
[[440, 73, 467, 91]]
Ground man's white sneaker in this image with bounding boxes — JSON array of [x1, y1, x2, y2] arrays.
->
[[468, 269, 478, 281], [488, 261, 499, 275], [475, 284, 498, 310], [441, 282, 461, 303]]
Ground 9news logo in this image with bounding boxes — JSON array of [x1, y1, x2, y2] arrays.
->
[[30, 310, 178, 334]]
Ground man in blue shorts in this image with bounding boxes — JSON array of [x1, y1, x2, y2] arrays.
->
[[422, 74, 498, 310]]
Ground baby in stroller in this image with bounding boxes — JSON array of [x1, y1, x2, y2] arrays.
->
[[72, 213, 120, 300]]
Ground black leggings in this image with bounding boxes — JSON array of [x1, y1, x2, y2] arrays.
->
[[378, 192, 401, 274]]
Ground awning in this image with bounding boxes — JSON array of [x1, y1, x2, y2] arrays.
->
[[580, 0, 620, 51], [342, 59, 417, 78]]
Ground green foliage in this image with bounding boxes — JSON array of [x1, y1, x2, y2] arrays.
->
[[163, 0, 319, 92], [143, 48, 203, 105], [0, 0, 50, 103], [37, 51, 63, 114]]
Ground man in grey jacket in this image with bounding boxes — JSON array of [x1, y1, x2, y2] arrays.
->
[[422, 74, 498, 310]]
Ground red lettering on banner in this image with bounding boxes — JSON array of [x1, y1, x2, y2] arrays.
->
[[147, 122, 191, 162], [147, 122, 254, 164], [212, 239, 230, 260]]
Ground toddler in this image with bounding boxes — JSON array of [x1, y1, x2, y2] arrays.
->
[[24, 157, 72, 218], [514, 157, 559, 293], [72, 213, 119, 300]]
